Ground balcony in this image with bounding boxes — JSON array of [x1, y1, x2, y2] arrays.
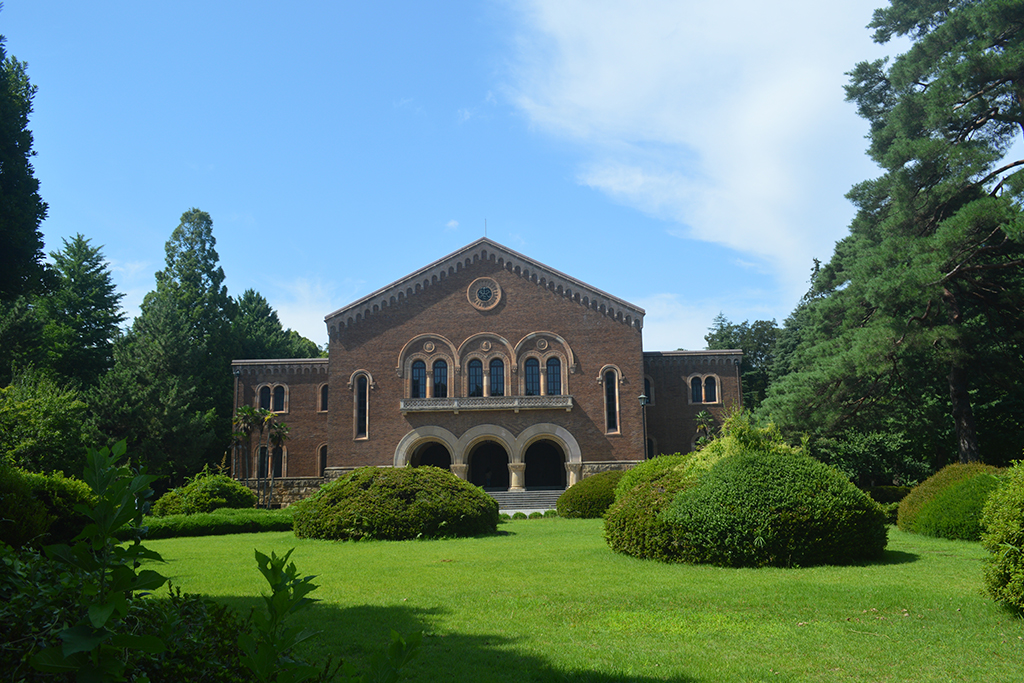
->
[[400, 395, 573, 414]]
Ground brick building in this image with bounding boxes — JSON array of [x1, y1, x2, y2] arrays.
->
[[231, 238, 741, 502]]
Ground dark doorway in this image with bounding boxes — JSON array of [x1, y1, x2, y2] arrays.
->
[[524, 440, 566, 489], [468, 441, 510, 490], [410, 442, 452, 470]]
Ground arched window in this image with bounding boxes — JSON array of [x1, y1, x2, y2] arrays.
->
[[604, 369, 619, 433], [524, 358, 541, 396], [467, 360, 484, 397], [272, 386, 285, 412], [691, 377, 703, 404], [259, 386, 271, 411], [489, 359, 505, 397], [705, 376, 717, 403], [272, 446, 283, 478], [319, 384, 329, 412], [546, 358, 561, 396], [689, 375, 720, 404], [318, 445, 327, 476], [355, 374, 368, 438], [411, 360, 427, 398], [433, 360, 448, 398]]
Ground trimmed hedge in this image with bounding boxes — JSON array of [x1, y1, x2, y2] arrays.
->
[[557, 470, 625, 518], [898, 463, 1002, 535], [913, 472, 1002, 541], [0, 463, 92, 548], [293, 466, 498, 541], [661, 450, 888, 568], [152, 468, 257, 517], [981, 461, 1024, 614], [114, 508, 295, 541]]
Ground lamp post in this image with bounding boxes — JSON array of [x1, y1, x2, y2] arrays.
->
[[638, 393, 649, 459]]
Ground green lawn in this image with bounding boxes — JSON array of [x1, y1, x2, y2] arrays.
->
[[148, 519, 1023, 683]]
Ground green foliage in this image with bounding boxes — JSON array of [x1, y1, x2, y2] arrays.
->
[[0, 366, 89, 474], [0, 461, 92, 547], [556, 470, 624, 518], [866, 485, 912, 504], [152, 466, 257, 516], [704, 314, 778, 409], [661, 450, 888, 567], [808, 430, 930, 487], [233, 289, 322, 360], [512, 512, 527, 520], [293, 466, 498, 541], [121, 508, 295, 541], [528, 511, 544, 519], [0, 29, 48, 305], [543, 509, 557, 518], [981, 460, 1024, 614], [912, 472, 1002, 541], [898, 463, 1002, 533]]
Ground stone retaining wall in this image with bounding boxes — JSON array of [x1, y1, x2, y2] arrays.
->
[[241, 477, 324, 508]]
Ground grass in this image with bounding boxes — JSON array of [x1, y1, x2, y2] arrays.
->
[[147, 519, 1024, 683]]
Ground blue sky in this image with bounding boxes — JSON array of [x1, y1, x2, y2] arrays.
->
[[3, 1, 905, 351]]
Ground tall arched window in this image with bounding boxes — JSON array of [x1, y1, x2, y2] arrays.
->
[[546, 358, 561, 396], [705, 376, 717, 403], [319, 384, 329, 412], [355, 374, 368, 438], [690, 375, 720, 404], [411, 360, 427, 398], [524, 358, 541, 396], [489, 359, 505, 397], [432, 360, 448, 398], [318, 445, 327, 476], [691, 377, 703, 404], [272, 386, 285, 412], [604, 370, 619, 433], [259, 386, 271, 411], [467, 360, 483, 397]]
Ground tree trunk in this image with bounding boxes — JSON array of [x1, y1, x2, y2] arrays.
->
[[948, 360, 980, 463]]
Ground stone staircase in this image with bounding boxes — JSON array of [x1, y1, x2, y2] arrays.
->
[[487, 489, 563, 512]]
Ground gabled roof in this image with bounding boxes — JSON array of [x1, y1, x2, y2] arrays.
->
[[325, 238, 645, 336]]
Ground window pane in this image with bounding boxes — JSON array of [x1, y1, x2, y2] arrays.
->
[[546, 358, 561, 395], [356, 375, 368, 438], [705, 377, 717, 403], [272, 446, 283, 478], [604, 370, 618, 432], [319, 445, 327, 476], [468, 360, 483, 397], [525, 358, 540, 396], [489, 359, 504, 397], [433, 360, 448, 398], [272, 386, 285, 412], [691, 377, 702, 403], [320, 385, 329, 411], [259, 386, 271, 411], [411, 361, 426, 398]]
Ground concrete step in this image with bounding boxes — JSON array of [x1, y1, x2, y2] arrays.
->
[[487, 489, 564, 511]]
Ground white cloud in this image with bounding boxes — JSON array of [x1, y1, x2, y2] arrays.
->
[[269, 277, 363, 346], [446, 219, 459, 230], [635, 293, 720, 352], [507, 0, 901, 304]]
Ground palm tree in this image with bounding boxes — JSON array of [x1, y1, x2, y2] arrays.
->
[[266, 421, 290, 507], [232, 405, 261, 482]]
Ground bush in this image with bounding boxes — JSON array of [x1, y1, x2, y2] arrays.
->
[[152, 467, 256, 517], [898, 463, 1002, 533], [557, 470, 625, 518], [981, 461, 1024, 614], [512, 512, 527, 520], [528, 511, 544, 519], [544, 509, 558, 518], [867, 485, 912, 504], [115, 508, 295, 541], [912, 472, 1002, 541], [661, 450, 888, 567], [293, 466, 498, 541], [0, 462, 92, 548]]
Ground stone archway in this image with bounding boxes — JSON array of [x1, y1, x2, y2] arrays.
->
[[410, 442, 452, 470], [524, 440, 566, 489], [467, 441, 510, 490]]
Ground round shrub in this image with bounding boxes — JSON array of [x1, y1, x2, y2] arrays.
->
[[557, 470, 625, 518], [898, 463, 1001, 533], [152, 468, 256, 517], [981, 461, 1024, 614], [661, 451, 888, 568], [912, 472, 1002, 541], [528, 511, 544, 519], [293, 466, 498, 540], [512, 512, 527, 520]]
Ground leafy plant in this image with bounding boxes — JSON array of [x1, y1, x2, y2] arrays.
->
[[912, 472, 1002, 541], [981, 460, 1024, 614], [152, 465, 257, 517], [898, 463, 1002, 533], [556, 470, 624, 518]]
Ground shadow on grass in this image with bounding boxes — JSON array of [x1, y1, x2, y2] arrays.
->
[[215, 595, 696, 683], [875, 549, 918, 565]]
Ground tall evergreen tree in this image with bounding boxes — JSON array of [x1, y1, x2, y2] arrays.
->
[[704, 314, 778, 410], [233, 288, 322, 360], [763, 0, 1024, 468], [38, 235, 125, 388], [0, 28, 48, 303]]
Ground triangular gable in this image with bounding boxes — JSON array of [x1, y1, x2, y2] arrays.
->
[[325, 238, 645, 337]]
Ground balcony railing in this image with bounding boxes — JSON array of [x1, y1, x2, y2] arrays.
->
[[400, 395, 573, 414]]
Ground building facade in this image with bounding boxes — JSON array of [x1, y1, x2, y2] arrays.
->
[[231, 239, 741, 501]]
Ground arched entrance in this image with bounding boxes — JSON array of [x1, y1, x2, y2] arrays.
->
[[523, 440, 566, 489], [409, 442, 452, 470], [468, 441, 510, 490]]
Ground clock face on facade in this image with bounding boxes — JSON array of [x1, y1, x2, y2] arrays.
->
[[468, 278, 501, 310]]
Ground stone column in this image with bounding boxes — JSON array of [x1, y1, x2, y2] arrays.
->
[[564, 462, 582, 487], [450, 464, 468, 481], [508, 463, 526, 491]]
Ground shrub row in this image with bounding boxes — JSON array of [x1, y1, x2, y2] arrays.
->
[[294, 465, 498, 541], [981, 460, 1024, 614], [898, 463, 1002, 540], [556, 470, 624, 518], [0, 462, 92, 548], [152, 467, 256, 516], [113, 508, 295, 541]]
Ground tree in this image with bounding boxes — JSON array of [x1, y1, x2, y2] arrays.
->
[[38, 235, 125, 388], [0, 27, 48, 303], [704, 314, 778, 409], [232, 289, 321, 360], [0, 366, 89, 474], [762, 0, 1024, 468]]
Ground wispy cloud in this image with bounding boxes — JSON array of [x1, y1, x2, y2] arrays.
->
[[270, 277, 364, 345], [446, 219, 459, 230]]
